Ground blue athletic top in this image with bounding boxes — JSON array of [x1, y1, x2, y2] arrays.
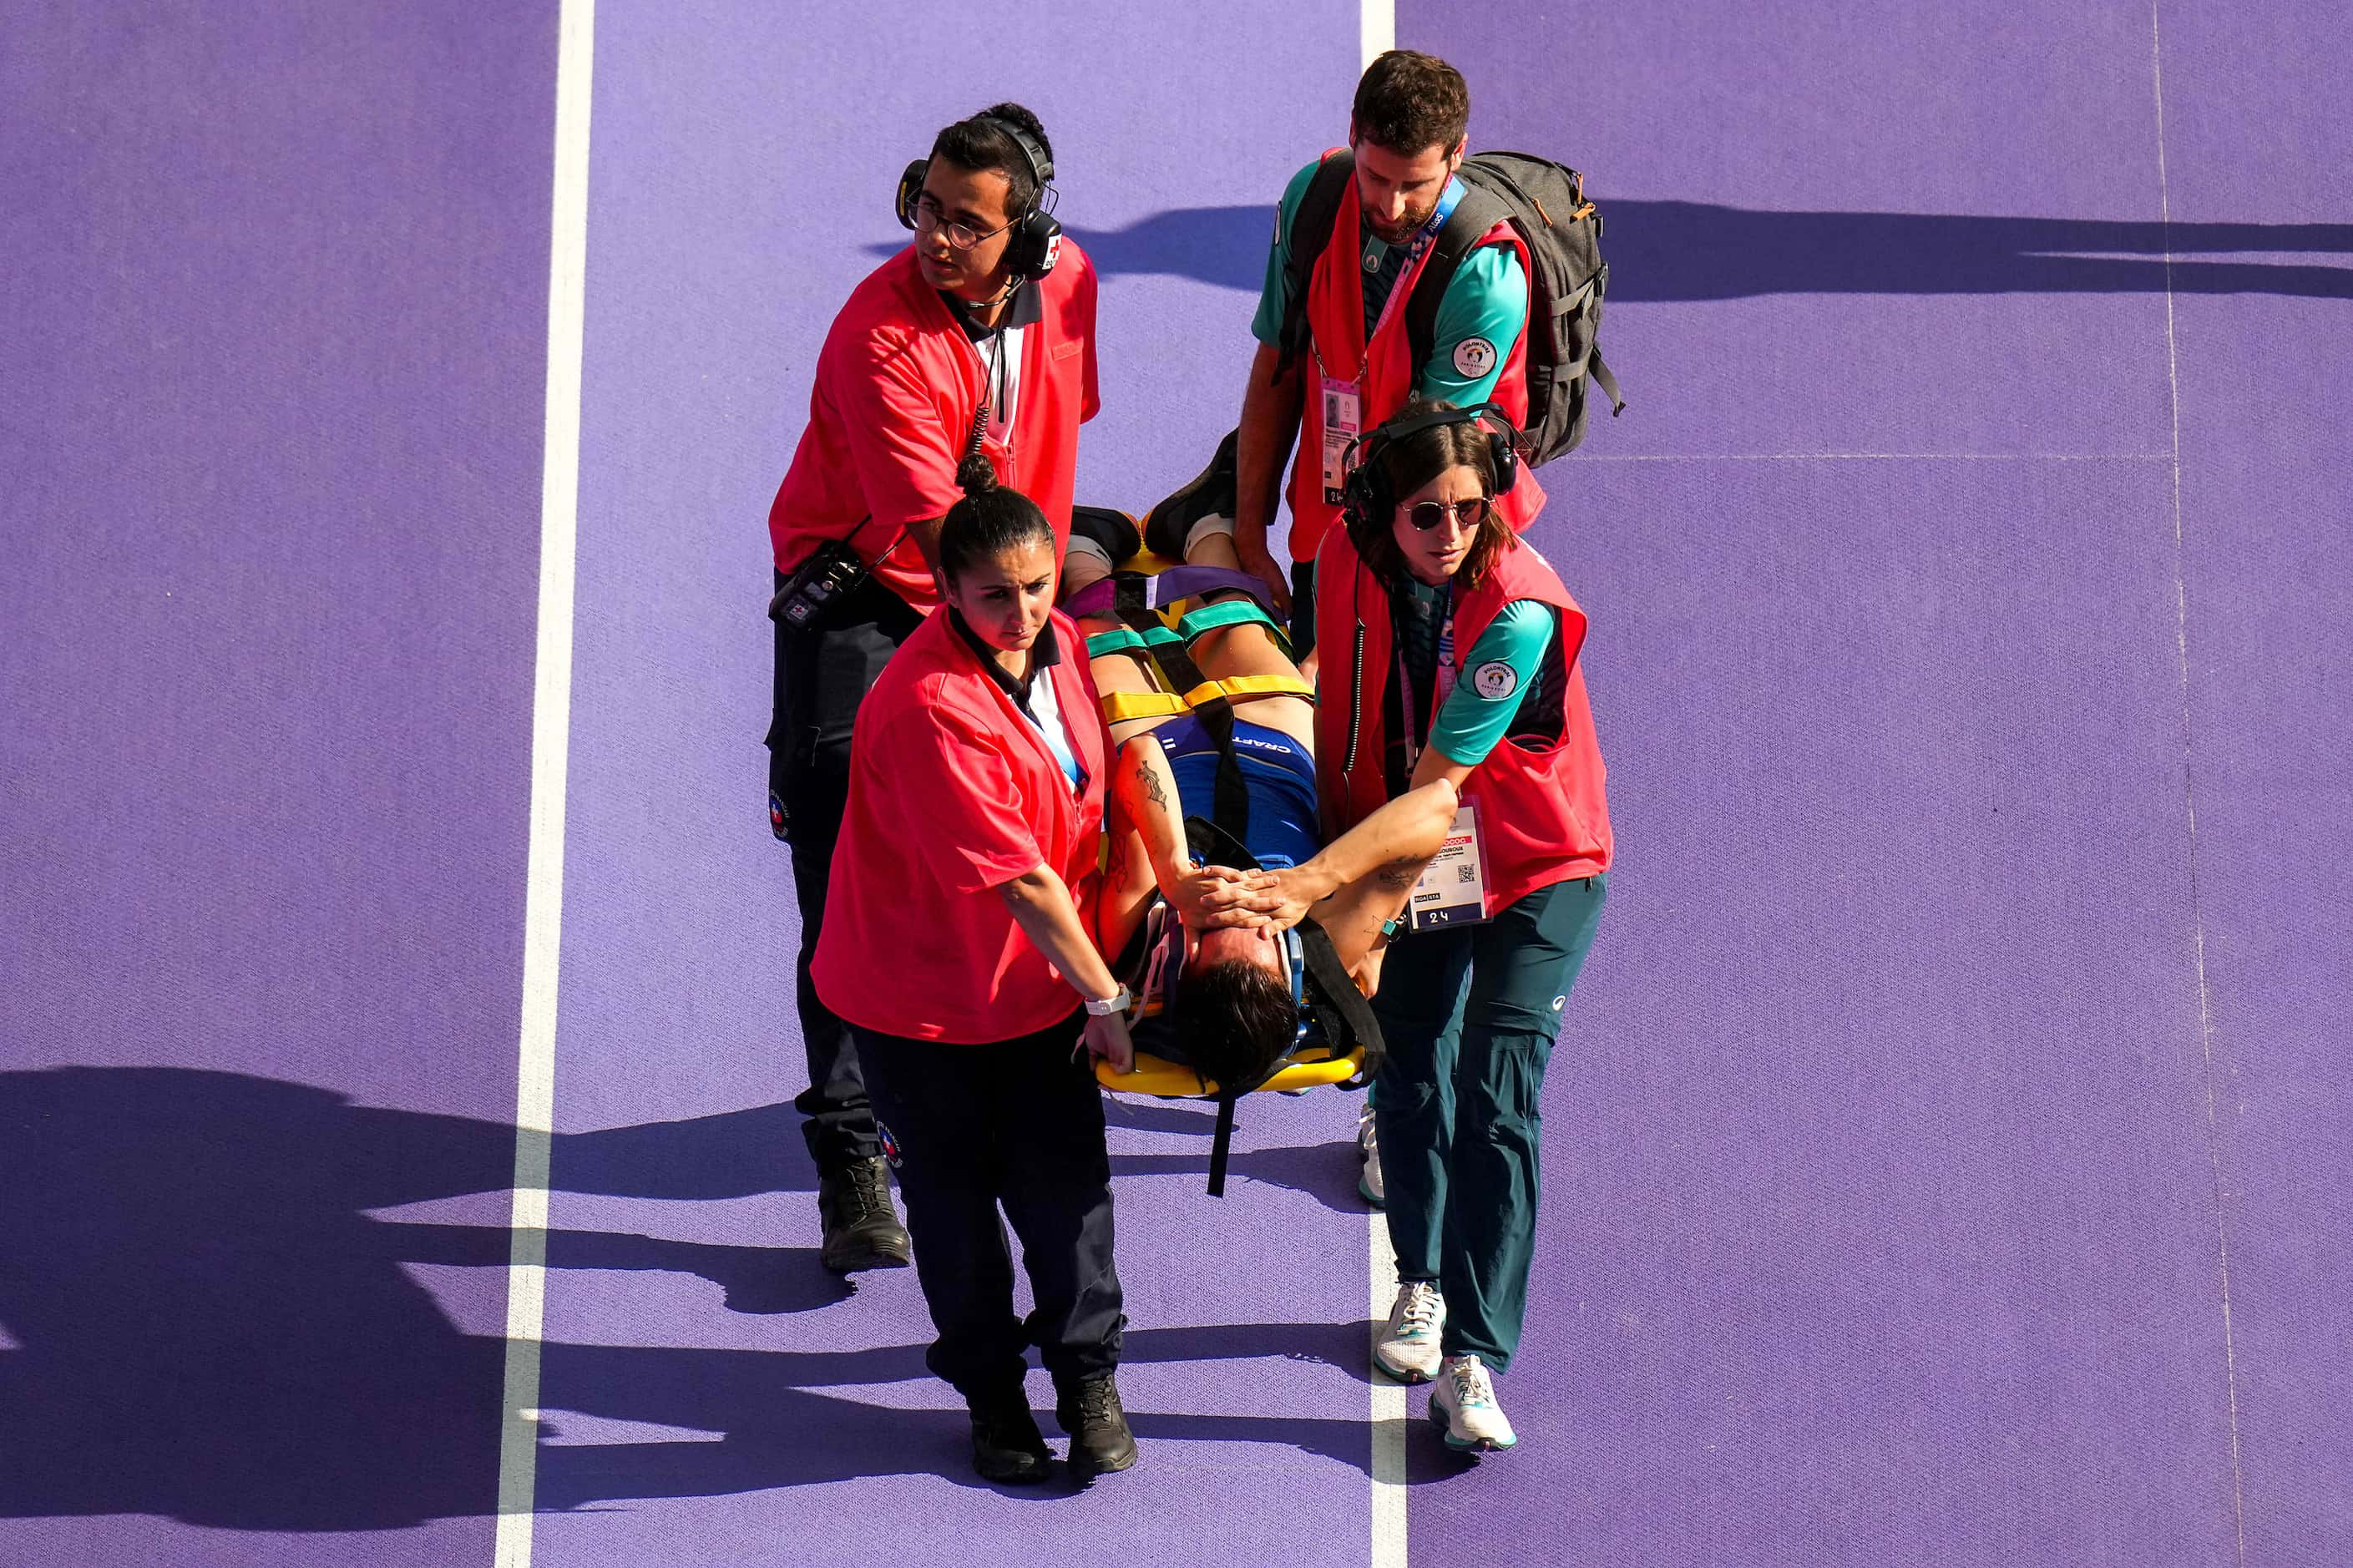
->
[[1156, 714, 1323, 870]]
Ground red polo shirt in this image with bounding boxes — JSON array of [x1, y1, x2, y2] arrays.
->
[[812, 607, 1112, 1043], [769, 243, 1101, 610]]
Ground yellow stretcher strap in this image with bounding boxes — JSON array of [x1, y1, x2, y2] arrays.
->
[[1097, 1041, 1364, 1097], [1101, 690, 1193, 723], [1182, 673, 1316, 707]]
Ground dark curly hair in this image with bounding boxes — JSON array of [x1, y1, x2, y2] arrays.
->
[[1352, 51, 1469, 158], [929, 102, 1054, 215]]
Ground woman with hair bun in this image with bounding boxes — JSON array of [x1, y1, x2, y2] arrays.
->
[[812, 455, 1136, 1488]]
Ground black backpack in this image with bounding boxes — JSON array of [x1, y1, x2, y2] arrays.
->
[[1276, 149, 1626, 464]]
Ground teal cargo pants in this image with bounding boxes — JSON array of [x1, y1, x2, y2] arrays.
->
[[1369, 872, 1607, 1372]]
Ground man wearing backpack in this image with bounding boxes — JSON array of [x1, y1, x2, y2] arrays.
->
[[1231, 49, 1622, 660]]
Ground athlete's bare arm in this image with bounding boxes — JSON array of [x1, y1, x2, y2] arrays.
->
[[1193, 777, 1459, 988], [1105, 735, 1280, 940]]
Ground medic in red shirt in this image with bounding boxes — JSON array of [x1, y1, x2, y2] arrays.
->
[[760, 104, 1100, 1281], [814, 458, 1136, 1487]]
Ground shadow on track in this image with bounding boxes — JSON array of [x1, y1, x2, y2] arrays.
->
[[0, 1066, 1377, 1530], [868, 204, 2353, 300]]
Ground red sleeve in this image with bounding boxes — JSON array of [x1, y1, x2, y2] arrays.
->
[[1075, 253, 1101, 423], [829, 327, 966, 530], [871, 702, 1045, 893]]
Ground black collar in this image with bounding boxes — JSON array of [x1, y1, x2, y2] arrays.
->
[[948, 608, 1062, 711], [939, 277, 1045, 341]]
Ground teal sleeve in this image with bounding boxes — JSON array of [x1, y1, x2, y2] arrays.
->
[[1413, 245, 1528, 407], [1250, 159, 1327, 346], [1430, 599, 1555, 765]]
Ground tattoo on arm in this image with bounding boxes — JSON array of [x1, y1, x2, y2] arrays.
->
[[1136, 757, 1171, 811]]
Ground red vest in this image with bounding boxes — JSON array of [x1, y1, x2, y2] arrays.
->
[[1285, 151, 1543, 563], [1314, 525, 1611, 911]]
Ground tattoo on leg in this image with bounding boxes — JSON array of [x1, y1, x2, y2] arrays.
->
[[1376, 857, 1423, 891]]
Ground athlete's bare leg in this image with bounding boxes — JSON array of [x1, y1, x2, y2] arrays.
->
[[1173, 531, 1316, 750]]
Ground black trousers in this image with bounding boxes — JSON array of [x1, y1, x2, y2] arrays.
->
[[1288, 559, 1317, 660], [852, 1014, 1125, 1398], [770, 571, 920, 1174]]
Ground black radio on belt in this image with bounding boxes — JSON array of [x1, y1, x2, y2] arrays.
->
[[769, 536, 870, 631], [772, 399, 985, 631], [768, 515, 909, 632]]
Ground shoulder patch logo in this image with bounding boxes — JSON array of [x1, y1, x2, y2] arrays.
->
[[1452, 336, 1497, 379], [1473, 660, 1518, 700]]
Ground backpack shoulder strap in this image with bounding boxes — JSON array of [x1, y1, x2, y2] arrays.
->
[[1404, 183, 1512, 378], [1274, 150, 1357, 375]]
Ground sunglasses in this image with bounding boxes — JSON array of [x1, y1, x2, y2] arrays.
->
[[1404, 497, 1490, 532]]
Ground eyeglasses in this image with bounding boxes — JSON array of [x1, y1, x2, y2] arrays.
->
[[910, 195, 1015, 252], [1404, 497, 1490, 532]]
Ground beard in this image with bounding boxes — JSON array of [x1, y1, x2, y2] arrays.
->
[[1364, 196, 1440, 245]]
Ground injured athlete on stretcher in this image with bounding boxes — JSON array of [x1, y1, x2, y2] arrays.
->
[[1060, 437, 1460, 1102]]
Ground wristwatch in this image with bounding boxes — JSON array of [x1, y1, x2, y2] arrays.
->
[[1083, 985, 1133, 1017]]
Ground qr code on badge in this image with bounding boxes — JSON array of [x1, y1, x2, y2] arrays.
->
[[1456, 865, 1476, 883]]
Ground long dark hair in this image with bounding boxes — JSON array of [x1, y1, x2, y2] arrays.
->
[[1346, 399, 1516, 589], [938, 453, 1052, 584]]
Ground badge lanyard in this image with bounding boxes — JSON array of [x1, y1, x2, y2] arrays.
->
[[1318, 180, 1465, 504], [1396, 582, 1458, 778]]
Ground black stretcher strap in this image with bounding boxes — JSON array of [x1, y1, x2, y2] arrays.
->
[[1118, 577, 1251, 845]]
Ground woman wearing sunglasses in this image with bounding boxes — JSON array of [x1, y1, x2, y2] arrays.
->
[[1314, 399, 1612, 1454]]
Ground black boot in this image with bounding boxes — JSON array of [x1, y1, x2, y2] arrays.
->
[[817, 1156, 912, 1272], [967, 1392, 1053, 1485], [1143, 427, 1238, 560], [1054, 1373, 1137, 1480]]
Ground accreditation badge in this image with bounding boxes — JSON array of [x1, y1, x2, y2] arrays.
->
[[1320, 376, 1362, 504], [1407, 802, 1492, 932]]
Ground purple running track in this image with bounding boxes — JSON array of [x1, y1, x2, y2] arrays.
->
[[527, 3, 1381, 1565], [2, 3, 556, 1564], [1410, 0, 2350, 1561], [4, 1, 2347, 1565]]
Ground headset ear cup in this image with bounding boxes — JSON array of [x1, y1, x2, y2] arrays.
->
[[1489, 431, 1518, 496], [1015, 210, 1062, 277], [895, 159, 929, 230]]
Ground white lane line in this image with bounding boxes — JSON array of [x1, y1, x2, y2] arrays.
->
[[1370, 1211, 1408, 1568], [494, 2, 595, 1563], [1361, 0, 1393, 70], [2149, 8, 2248, 1564]]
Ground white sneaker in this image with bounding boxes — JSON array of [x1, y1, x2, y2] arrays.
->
[[1429, 1354, 1516, 1452], [1374, 1282, 1445, 1383], [1357, 1107, 1384, 1207]]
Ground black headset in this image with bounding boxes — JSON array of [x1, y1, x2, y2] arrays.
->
[[895, 114, 1063, 280], [1339, 402, 1522, 532]]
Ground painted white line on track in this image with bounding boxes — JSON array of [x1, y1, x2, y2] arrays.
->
[[494, 2, 595, 1563], [2148, 10, 2247, 1565], [1370, 1211, 1408, 1568], [1361, 0, 1394, 70]]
